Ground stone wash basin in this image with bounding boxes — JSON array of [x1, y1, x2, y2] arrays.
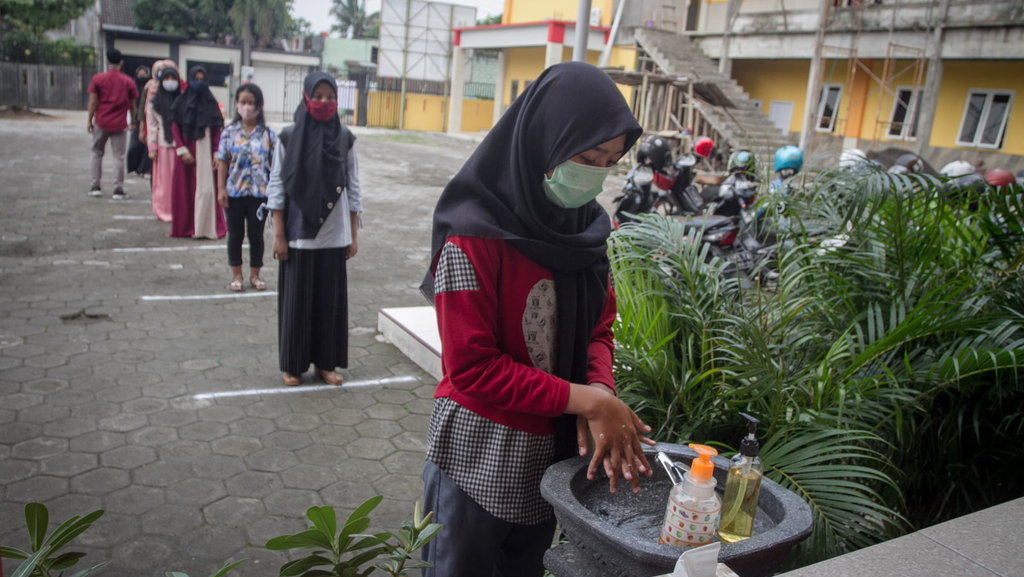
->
[[541, 443, 813, 577]]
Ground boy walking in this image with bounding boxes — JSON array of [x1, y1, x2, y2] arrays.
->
[[87, 48, 139, 199]]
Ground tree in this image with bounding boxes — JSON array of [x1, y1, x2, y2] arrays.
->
[[477, 14, 501, 26], [330, 0, 379, 39], [0, 0, 92, 37], [229, 0, 294, 65], [134, 0, 234, 40], [286, 17, 313, 38], [135, 0, 295, 53]]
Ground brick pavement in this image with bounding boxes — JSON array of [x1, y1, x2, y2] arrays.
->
[[0, 109, 481, 577]]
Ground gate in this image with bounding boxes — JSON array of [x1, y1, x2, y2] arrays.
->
[[0, 63, 92, 109], [282, 65, 306, 122], [0, 40, 94, 110]]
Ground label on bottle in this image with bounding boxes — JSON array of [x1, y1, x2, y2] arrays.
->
[[660, 491, 721, 547]]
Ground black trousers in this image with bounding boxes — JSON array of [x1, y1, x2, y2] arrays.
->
[[421, 461, 557, 577], [225, 196, 266, 268], [278, 247, 348, 374]]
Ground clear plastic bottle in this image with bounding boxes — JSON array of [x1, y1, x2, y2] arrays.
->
[[719, 413, 763, 543], [660, 444, 721, 547]]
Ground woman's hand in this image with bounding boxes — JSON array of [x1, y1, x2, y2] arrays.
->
[[181, 150, 195, 165], [217, 189, 229, 208], [272, 236, 288, 262], [148, 149, 157, 160], [346, 238, 358, 260], [568, 384, 655, 494]]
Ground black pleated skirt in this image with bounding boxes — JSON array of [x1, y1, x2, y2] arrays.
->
[[278, 247, 348, 374]]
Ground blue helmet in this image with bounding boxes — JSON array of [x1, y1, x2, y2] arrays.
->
[[774, 145, 804, 174]]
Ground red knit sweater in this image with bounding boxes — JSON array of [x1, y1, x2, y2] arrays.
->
[[433, 235, 617, 435]]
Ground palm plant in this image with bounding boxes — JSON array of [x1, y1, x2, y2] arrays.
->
[[330, 0, 379, 39], [608, 169, 1024, 565]]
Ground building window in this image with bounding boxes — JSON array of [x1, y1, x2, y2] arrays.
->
[[815, 84, 842, 133], [888, 87, 921, 140], [957, 90, 1013, 149]]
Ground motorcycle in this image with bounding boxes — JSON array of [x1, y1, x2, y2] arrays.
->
[[675, 181, 773, 281], [613, 153, 706, 226]]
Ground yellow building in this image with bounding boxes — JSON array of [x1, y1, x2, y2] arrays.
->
[[685, 0, 1024, 172], [441, 0, 1021, 173], [447, 0, 638, 132]]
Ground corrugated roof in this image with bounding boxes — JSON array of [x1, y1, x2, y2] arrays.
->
[[102, 0, 136, 28]]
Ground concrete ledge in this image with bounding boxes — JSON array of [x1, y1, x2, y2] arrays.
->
[[776, 496, 1024, 577], [378, 306, 442, 381]]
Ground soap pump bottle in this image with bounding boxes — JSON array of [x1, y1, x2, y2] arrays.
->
[[660, 444, 721, 547], [718, 412, 763, 542]]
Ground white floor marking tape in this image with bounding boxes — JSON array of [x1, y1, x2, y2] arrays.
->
[[192, 376, 421, 399], [113, 215, 158, 220], [140, 292, 277, 301], [114, 245, 247, 252]]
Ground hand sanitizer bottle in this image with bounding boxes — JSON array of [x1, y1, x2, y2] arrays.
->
[[719, 413, 763, 542], [660, 444, 721, 547]]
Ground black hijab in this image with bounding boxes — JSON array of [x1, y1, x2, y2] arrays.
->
[[133, 65, 150, 96], [153, 67, 180, 145], [280, 72, 352, 236], [423, 61, 642, 457], [171, 65, 223, 141]]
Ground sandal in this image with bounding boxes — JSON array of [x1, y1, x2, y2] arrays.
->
[[282, 372, 301, 386], [250, 276, 267, 291], [316, 368, 343, 386], [229, 276, 244, 292]]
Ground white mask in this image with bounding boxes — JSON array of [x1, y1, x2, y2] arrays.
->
[[162, 79, 179, 92]]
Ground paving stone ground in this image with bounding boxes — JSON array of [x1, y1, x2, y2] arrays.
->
[[0, 109, 482, 577]]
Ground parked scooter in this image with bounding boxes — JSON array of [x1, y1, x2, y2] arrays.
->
[[674, 150, 772, 280], [613, 135, 715, 225]]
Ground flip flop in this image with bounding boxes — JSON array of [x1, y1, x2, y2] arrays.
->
[[316, 369, 343, 386], [229, 277, 244, 292], [250, 277, 267, 291]]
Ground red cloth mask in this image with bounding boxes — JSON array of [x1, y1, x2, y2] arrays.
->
[[304, 95, 337, 122]]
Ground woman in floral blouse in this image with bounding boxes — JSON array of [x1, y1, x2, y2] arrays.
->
[[215, 83, 277, 291]]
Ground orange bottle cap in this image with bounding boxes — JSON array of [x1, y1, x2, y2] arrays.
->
[[688, 443, 718, 481]]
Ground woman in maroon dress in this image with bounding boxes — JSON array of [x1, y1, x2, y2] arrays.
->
[[169, 65, 226, 239]]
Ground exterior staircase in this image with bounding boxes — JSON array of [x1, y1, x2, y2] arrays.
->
[[634, 27, 794, 159]]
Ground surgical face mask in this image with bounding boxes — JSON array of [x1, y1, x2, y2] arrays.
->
[[161, 79, 179, 92], [189, 80, 208, 91], [305, 97, 337, 123], [237, 103, 258, 121], [542, 160, 613, 208]]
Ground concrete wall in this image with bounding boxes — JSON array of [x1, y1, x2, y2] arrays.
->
[[460, 98, 495, 132], [321, 37, 376, 77], [731, 59, 809, 134], [506, 0, 617, 26]]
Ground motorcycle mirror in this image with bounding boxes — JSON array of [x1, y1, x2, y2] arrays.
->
[[675, 153, 698, 168], [633, 166, 654, 186]]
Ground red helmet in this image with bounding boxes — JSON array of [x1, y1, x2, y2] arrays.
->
[[985, 168, 1014, 187], [692, 136, 715, 159]]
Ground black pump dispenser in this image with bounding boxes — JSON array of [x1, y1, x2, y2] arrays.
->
[[739, 412, 760, 457]]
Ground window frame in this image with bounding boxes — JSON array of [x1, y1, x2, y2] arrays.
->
[[888, 86, 921, 141], [815, 83, 843, 133], [956, 89, 1014, 150]]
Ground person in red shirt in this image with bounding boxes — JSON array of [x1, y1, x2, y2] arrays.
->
[[419, 61, 655, 577], [87, 48, 139, 199]]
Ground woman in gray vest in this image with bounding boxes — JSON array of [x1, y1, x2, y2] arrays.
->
[[267, 72, 361, 387]]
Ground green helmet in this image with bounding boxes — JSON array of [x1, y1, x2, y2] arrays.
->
[[727, 149, 756, 176]]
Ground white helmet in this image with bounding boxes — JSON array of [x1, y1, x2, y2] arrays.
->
[[940, 160, 974, 178], [839, 148, 868, 169]]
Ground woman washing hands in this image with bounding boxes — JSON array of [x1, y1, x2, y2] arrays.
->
[[419, 61, 655, 577]]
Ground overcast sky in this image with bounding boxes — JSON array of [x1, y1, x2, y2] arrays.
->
[[291, 0, 506, 35]]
